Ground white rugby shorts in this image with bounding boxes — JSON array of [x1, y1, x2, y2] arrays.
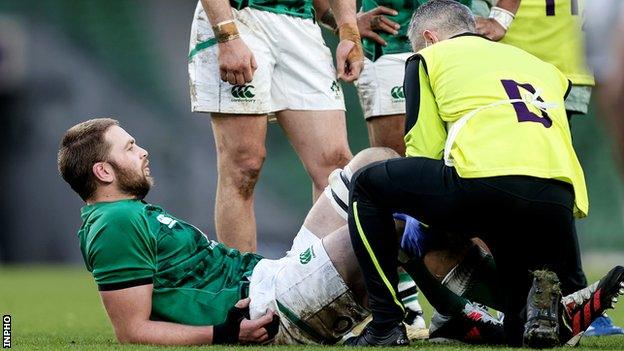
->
[[188, 3, 345, 114], [249, 226, 369, 344], [354, 52, 413, 119]]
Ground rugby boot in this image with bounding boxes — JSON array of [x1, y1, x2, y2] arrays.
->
[[523, 270, 561, 349], [344, 322, 409, 346], [428, 302, 505, 344], [561, 265, 624, 346]]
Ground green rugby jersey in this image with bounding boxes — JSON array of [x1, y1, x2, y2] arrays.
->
[[229, 0, 314, 19], [78, 199, 262, 325], [361, 0, 486, 61]]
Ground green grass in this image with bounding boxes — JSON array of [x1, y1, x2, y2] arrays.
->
[[1, 266, 624, 350]]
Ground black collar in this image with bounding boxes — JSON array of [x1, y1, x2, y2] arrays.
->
[[450, 32, 491, 41]]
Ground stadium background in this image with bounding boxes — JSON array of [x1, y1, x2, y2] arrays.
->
[[0, 0, 622, 265]]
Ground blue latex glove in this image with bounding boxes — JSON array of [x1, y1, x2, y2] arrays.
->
[[394, 212, 428, 259]]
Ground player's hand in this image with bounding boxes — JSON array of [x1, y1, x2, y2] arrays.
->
[[475, 17, 507, 42], [236, 299, 279, 344], [217, 38, 258, 86], [357, 6, 400, 46], [336, 40, 363, 82]]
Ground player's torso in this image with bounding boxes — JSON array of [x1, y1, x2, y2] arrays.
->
[[501, 0, 594, 85], [229, 0, 314, 18], [82, 201, 262, 326]]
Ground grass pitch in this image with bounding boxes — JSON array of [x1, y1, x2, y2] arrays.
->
[[1, 266, 624, 350]]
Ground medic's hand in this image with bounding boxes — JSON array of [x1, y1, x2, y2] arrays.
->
[[217, 38, 258, 86]]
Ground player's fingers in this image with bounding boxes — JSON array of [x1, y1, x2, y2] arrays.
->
[[235, 72, 246, 85], [371, 6, 398, 16], [249, 310, 275, 328], [377, 21, 398, 35], [226, 71, 237, 85], [366, 31, 387, 46], [235, 298, 250, 308], [252, 328, 268, 340], [220, 69, 228, 82], [380, 16, 400, 31]]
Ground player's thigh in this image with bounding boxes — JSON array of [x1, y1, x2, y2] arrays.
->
[[188, 4, 275, 114], [266, 13, 345, 112], [210, 114, 268, 166], [355, 53, 411, 119], [276, 110, 352, 170]]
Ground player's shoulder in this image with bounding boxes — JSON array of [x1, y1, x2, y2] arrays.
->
[[82, 199, 149, 230]]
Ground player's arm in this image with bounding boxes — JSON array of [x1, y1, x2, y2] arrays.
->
[[100, 285, 275, 345], [475, 0, 521, 41], [314, 0, 399, 46], [403, 55, 446, 158], [326, 0, 364, 82], [200, 0, 257, 85]]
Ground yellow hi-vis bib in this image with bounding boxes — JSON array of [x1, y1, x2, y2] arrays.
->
[[404, 34, 588, 217], [501, 0, 594, 86]]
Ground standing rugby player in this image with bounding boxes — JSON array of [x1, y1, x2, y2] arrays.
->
[[188, 0, 363, 252]]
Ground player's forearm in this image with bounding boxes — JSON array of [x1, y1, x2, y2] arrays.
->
[[328, 0, 357, 27], [313, 0, 338, 31], [201, 0, 234, 25], [117, 319, 214, 346]]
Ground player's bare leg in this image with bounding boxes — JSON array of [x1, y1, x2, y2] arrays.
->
[[366, 114, 406, 156], [211, 113, 268, 252], [276, 110, 352, 202]]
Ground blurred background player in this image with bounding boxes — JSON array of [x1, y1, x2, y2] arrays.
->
[[188, 0, 363, 253], [585, 0, 624, 177]]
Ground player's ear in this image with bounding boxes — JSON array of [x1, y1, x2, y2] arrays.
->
[[93, 162, 114, 184]]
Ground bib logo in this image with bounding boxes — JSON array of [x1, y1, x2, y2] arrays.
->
[[231, 85, 256, 101], [299, 246, 316, 264], [390, 86, 405, 101]]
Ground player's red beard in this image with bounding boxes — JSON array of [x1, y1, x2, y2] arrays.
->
[[109, 160, 154, 200]]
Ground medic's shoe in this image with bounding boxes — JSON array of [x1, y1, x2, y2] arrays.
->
[[344, 322, 409, 346], [429, 303, 504, 345], [561, 265, 624, 346], [523, 270, 561, 349]]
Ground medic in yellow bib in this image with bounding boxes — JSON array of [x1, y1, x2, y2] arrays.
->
[[345, 0, 591, 347]]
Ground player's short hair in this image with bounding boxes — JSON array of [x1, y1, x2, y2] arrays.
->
[[408, 0, 476, 51], [58, 118, 119, 201]]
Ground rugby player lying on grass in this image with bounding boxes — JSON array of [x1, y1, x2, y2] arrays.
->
[[58, 118, 433, 346]]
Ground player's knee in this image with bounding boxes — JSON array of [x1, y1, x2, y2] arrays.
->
[[219, 149, 266, 199], [310, 148, 352, 186]]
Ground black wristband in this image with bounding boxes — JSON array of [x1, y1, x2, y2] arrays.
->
[[212, 305, 248, 345]]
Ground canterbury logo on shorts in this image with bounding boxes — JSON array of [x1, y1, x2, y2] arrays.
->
[[390, 86, 405, 100], [231, 85, 256, 99]]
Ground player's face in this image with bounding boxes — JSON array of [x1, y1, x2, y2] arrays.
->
[[104, 126, 154, 199]]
